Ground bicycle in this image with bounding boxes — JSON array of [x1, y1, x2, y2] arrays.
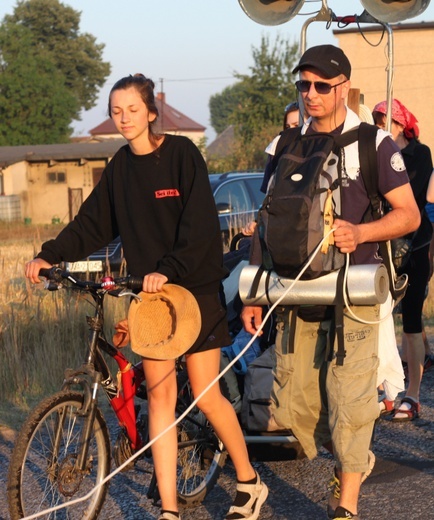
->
[[7, 267, 227, 520]]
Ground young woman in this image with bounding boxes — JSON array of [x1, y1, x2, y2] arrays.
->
[[25, 74, 268, 520]]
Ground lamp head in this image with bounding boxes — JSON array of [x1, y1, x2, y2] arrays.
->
[[361, 0, 431, 23], [238, 0, 305, 26]]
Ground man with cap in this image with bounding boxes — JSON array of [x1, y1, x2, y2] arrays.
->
[[242, 44, 420, 519]]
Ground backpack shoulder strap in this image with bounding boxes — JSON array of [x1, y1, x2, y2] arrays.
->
[[358, 122, 382, 219], [356, 122, 407, 301], [269, 126, 302, 173]]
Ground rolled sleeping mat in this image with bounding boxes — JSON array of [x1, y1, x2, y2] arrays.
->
[[239, 264, 389, 306]]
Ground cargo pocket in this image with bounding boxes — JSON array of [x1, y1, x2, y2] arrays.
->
[[270, 317, 294, 430], [329, 355, 380, 429]]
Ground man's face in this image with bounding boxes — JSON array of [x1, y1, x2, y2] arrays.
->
[[298, 69, 349, 120]]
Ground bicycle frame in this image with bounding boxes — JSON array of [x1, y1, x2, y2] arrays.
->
[[58, 285, 147, 462]]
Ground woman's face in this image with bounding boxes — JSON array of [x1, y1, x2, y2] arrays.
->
[[374, 112, 404, 141], [110, 86, 156, 144], [285, 110, 300, 129]]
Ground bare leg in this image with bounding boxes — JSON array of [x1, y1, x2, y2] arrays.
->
[[186, 348, 256, 482], [403, 332, 424, 400], [337, 470, 362, 516], [401, 333, 408, 363], [422, 324, 433, 356], [142, 358, 178, 513]]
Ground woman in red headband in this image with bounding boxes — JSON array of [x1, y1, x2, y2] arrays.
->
[[373, 99, 433, 421]]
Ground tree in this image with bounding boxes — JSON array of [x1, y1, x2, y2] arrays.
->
[[209, 82, 248, 136], [0, 0, 111, 144], [208, 35, 299, 170]]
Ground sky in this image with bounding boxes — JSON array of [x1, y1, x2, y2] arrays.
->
[[1, 0, 434, 143]]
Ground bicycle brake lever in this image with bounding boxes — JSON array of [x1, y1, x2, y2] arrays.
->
[[44, 280, 63, 291], [110, 289, 142, 301]]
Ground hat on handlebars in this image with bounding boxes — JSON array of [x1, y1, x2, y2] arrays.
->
[[128, 284, 201, 359]]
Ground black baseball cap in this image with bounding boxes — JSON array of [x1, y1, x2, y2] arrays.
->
[[292, 45, 351, 79]]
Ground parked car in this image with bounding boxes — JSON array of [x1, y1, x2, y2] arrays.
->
[[210, 171, 264, 236], [64, 236, 125, 278], [64, 171, 264, 277]]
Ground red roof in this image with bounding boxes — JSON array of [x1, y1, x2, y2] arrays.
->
[[90, 93, 205, 135]]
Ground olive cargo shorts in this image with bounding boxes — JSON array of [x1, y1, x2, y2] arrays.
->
[[271, 305, 380, 473]]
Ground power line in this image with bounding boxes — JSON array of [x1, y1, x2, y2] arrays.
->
[[104, 76, 234, 88], [163, 76, 234, 82]]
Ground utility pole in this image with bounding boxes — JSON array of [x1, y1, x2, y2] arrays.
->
[[159, 77, 164, 132]]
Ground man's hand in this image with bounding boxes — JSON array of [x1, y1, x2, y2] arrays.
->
[[142, 272, 168, 293], [332, 219, 361, 253], [25, 258, 52, 284], [241, 305, 263, 336]]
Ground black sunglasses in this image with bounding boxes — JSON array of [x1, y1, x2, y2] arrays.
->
[[295, 79, 347, 95]]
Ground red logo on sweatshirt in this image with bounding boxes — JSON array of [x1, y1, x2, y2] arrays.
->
[[155, 189, 180, 198]]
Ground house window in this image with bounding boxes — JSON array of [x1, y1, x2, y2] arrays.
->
[[47, 171, 66, 184]]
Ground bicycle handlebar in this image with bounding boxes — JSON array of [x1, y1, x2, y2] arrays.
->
[[39, 267, 143, 292]]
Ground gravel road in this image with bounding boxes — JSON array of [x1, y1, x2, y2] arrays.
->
[[1, 368, 434, 520]]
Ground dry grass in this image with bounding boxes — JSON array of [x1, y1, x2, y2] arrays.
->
[[0, 222, 129, 421]]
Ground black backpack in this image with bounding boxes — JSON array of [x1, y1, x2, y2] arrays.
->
[[258, 127, 345, 280]]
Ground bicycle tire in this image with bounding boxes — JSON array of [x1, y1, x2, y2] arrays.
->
[[7, 390, 111, 520], [175, 372, 227, 507]]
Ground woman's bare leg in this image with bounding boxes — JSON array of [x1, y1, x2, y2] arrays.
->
[[142, 358, 178, 512], [186, 348, 255, 481]]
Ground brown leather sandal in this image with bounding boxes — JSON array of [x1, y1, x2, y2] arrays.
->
[[391, 397, 420, 422]]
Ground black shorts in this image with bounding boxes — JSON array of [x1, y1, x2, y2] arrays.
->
[[401, 244, 430, 334], [186, 292, 232, 354]]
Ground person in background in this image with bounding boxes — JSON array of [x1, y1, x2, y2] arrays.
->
[[373, 99, 433, 421], [425, 171, 434, 205], [283, 100, 301, 130], [25, 74, 268, 520], [422, 173, 434, 370], [425, 200, 434, 279]]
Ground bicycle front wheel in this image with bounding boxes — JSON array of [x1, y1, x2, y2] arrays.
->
[[7, 391, 111, 520]]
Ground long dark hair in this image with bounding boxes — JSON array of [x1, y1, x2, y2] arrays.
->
[[108, 74, 163, 147]]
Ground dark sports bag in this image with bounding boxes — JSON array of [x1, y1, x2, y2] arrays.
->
[[257, 128, 345, 280], [240, 345, 280, 432]]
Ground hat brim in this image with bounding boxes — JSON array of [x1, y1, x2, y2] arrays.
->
[[128, 285, 201, 360], [292, 62, 341, 79]]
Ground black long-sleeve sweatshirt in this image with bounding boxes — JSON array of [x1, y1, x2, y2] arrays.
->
[[37, 135, 227, 294]]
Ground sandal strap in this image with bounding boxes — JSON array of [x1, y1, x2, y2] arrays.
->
[[400, 397, 419, 407], [227, 504, 256, 516], [234, 481, 264, 494], [393, 397, 420, 419]]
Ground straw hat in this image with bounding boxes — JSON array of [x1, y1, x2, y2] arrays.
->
[[128, 284, 201, 359]]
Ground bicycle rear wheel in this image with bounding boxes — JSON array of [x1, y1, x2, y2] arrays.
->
[[175, 372, 227, 506], [7, 390, 111, 520]]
